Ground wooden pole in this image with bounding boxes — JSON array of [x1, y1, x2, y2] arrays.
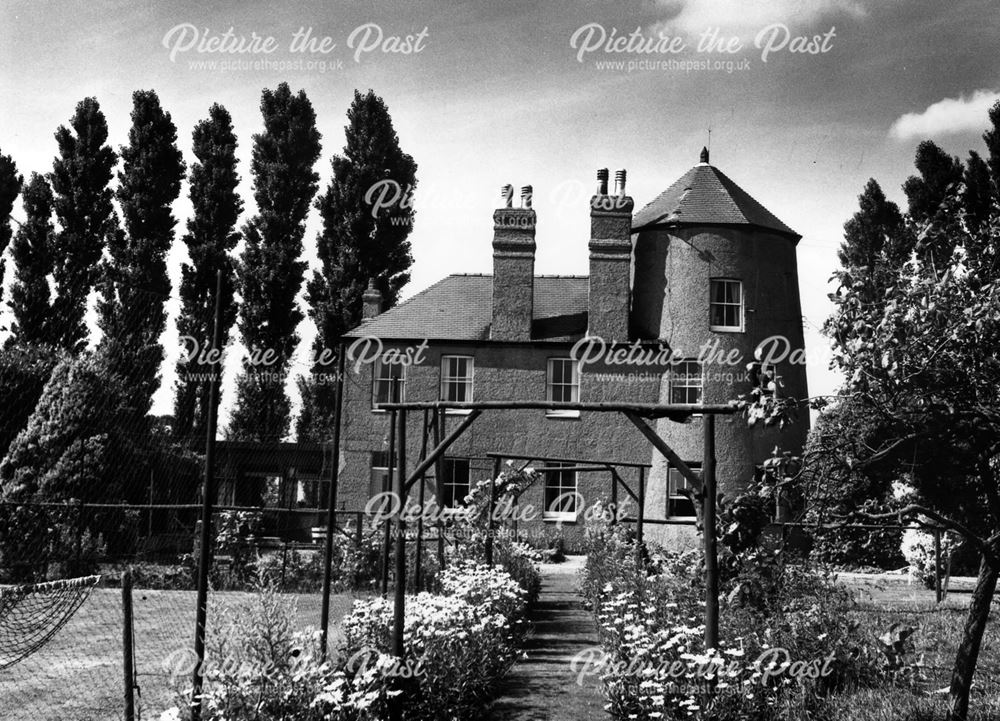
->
[[635, 466, 645, 569], [122, 567, 135, 721], [415, 409, 429, 590], [319, 344, 346, 657], [611, 467, 619, 526], [389, 408, 407, 721], [486, 456, 501, 565], [434, 409, 446, 572], [703, 414, 719, 650], [934, 527, 943, 604], [382, 406, 396, 598], [190, 270, 223, 721]]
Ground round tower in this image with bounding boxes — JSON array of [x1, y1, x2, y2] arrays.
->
[[630, 148, 809, 547]]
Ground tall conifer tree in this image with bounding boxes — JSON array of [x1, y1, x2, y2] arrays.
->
[[228, 83, 321, 442], [173, 104, 242, 441], [98, 90, 185, 419], [8, 174, 56, 346], [49, 98, 117, 352], [0, 152, 21, 306], [297, 90, 417, 442]]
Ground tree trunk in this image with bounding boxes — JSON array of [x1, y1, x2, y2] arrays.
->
[[947, 556, 998, 720]]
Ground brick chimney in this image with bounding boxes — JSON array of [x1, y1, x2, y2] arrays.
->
[[362, 278, 383, 320], [588, 169, 634, 341], [491, 184, 536, 341]]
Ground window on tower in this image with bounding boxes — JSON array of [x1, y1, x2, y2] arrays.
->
[[670, 361, 703, 404], [710, 278, 744, 332]]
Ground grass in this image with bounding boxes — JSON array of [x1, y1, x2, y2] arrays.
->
[[1, 587, 367, 721], [830, 573, 1000, 719]]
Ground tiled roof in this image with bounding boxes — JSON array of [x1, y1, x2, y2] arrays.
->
[[631, 162, 800, 240], [344, 274, 589, 342]]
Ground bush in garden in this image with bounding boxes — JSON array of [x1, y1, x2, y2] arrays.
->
[[337, 560, 528, 720], [899, 527, 961, 589], [582, 513, 887, 721], [448, 527, 542, 604], [169, 582, 331, 721]]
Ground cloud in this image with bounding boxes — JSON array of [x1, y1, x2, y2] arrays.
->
[[889, 89, 1000, 141], [654, 0, 867, 35]]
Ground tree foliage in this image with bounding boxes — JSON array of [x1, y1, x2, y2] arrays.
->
[[8, 173, 57, 346], [228, 83, 321, 442], [0, 151, 22, 305], [173, 104, 242, 442], [825, 153, 1000, 718], [297, 89, 417, 442], [49, 97, 118, 352], [98, 89, 185, 421]]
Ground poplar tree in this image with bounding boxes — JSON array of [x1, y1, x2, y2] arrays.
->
[[0, 152, 21, 305], [98, 89, 185, 419], [49, 98, 117, 352], [8, 174, 56, 346], [297, 89, 417, 442], [173, 104, 242, 442], [228, 83, 321, 442]]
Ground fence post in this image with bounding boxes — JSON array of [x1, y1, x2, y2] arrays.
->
[[191, 270, 223, 721], [934, 527, 943, 604], [122, 567, 136, 721], [319, 343, 346, 658]]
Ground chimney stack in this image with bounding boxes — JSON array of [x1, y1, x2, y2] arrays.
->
[[492, 183, 536, 341], [588, 168, 634, 341], [362, 278, 383, 320]]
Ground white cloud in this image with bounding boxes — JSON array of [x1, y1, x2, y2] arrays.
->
[[655, 0, 867, 36], [889, 89, 1000, 141]]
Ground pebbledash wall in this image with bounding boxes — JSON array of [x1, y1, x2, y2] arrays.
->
[[336, 150, 809, 551]]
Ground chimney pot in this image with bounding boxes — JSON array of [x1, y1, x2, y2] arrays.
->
[[596, 168, 609, 195], [501, 184, 514, 208], [614, 169, 627, 196], [520, 185, 533, 209]]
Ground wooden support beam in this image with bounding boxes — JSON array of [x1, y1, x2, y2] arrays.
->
[[402, 410, 483, 493], [623, 411, 703, 492]]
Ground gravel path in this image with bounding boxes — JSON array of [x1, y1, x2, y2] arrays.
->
[[487, 556, 607, 720]]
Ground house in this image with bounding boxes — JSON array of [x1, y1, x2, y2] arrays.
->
[[335, 149, 809, 549]]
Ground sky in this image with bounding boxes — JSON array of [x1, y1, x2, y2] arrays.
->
[[1, 0, 999, 431]]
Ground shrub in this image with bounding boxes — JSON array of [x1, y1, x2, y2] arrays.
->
[[337, 560, 527, 720], [582, 514, 887, 721], [170, 582, 330, 721], [900, 527, 960, 589]]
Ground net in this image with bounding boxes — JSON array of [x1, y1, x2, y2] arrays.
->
[[0, 574, 101, 669]]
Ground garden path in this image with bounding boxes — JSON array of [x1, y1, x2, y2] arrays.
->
[[487, 555, 607, 720]]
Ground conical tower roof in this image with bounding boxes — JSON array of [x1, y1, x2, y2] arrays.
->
[[631, 148, 800, 241]]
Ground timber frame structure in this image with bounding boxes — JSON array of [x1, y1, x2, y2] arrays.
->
[[352, 398, 740, 721]]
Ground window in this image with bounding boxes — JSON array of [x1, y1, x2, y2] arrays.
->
[[710, 279, 744, 331], [440, 356, 474, 405], [372, 359, 405, 409], [667, 463, 701, 518], [543, 462, 579, 522], [670, 361, 703, 404], [440, 457, 471, 508], [368, 451, 397, 499], [547, 358, 580, 417]]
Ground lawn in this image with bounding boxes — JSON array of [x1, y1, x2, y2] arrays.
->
[[834, 572, 1000, 719], [0, 587, 367, 721]]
